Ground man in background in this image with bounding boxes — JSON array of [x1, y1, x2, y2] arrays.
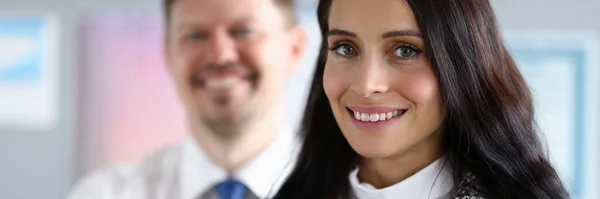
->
[[68, 0, 307, 198]]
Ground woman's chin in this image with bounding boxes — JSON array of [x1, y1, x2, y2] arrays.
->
[[348, 141, 397, 159]]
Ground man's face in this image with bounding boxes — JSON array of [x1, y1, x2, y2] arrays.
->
[[167, 0, 302, 137]]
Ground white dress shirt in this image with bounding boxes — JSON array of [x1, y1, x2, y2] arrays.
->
[[350, 157, 454, 199], [68, 131, 300, 199]]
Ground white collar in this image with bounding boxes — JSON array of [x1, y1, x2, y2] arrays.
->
[[179, 131, 300, 199], [349, 157, 454, 199]]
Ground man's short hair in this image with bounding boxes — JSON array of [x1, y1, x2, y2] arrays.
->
[[163, 0, 297, 26]]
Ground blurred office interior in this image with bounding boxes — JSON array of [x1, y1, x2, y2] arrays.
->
[[0, 0, 599, 198]]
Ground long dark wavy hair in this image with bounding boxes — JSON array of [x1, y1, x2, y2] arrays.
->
[[274, 0, 570, 198]]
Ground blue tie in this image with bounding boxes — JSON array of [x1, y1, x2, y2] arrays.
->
[[215, 179, 248, 199]]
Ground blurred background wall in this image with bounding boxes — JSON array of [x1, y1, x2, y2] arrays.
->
[[0, 1, 147, 199], [0, 0, 599, 199], [0, 1, 172, 199]]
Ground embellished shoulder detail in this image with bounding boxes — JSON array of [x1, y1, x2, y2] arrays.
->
[[454, 173, 486, 199]]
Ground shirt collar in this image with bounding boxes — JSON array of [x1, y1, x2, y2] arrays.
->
[[349, 156, 454, 199], [235, 130, 300, 198], [179, 130, 300, 199], [180, 139, 227, 199]]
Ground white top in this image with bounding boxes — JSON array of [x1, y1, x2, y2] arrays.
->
[[349, 157, 454, 199], [67, 131, 300, 199]]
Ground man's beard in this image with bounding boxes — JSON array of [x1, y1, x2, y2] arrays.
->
[[191, 61, 260, 139], [200, 98, 255, 140]]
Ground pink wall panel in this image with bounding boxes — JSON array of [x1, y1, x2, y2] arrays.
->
[[78, 15, 187, 175]]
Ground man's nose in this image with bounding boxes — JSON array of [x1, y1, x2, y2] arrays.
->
[[206, 30, 239, 64]]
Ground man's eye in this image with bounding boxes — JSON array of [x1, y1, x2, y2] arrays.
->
[[232, 28, 252, 37], [187, 32, 206, 40]]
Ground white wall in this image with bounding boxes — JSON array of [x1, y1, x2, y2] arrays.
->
[[492, 0, 600, 32]]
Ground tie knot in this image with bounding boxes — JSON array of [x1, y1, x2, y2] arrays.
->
[[215, 179, 248, 199]]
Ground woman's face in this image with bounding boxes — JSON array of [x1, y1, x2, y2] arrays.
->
[[323, 0, 444, 159]]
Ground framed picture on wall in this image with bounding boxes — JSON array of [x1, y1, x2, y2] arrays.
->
[[504, 30, 599, 199], [0, 14, 60, 131]]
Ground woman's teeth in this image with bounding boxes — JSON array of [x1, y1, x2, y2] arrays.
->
[[353, 110, 402, 122]]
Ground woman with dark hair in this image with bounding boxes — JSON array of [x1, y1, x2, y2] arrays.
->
[[274, 0, 570, 198]]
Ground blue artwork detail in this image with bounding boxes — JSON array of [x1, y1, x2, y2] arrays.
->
[[0, 18, 44, 82]]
